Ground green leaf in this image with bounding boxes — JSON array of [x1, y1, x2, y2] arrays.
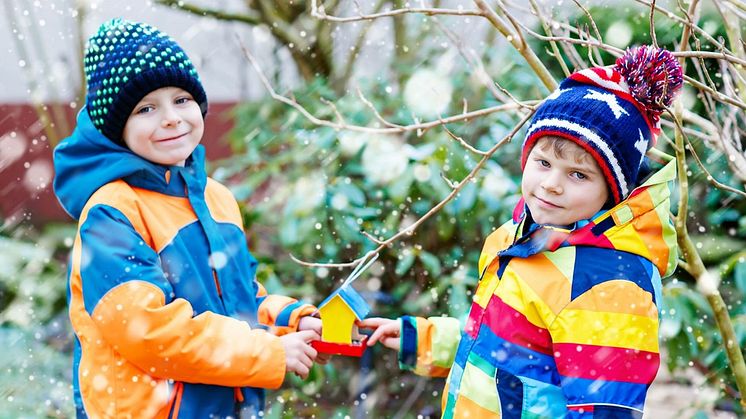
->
[[734, 260, 746, 294], [437, 212, 456, 240], [419, 251, 442, 277], [279, 217, 299, 246], [449, 180, 478, 214], [335, 182, 366, 207], [395, 252, 416, 277], [349, 206, 380, 219], [449, 283, 469, 317], [388, 167, 415, 203], [391, 281, 414, 301]]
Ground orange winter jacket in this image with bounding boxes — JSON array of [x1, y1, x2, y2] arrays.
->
[[53, 108, 315, 418]]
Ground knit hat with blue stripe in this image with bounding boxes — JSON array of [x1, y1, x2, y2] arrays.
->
[[84, 18, 208, 142], [521, 46, 683, 204]]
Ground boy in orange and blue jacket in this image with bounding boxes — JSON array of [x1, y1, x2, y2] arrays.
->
[[361, 46, 683, 418], [53, 18, 324, 418]]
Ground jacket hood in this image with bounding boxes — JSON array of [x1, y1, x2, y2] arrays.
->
[[508, 158, 678, 277], [53, 107, 205, 220]]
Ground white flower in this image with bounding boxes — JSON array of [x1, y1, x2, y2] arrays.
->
[[404, 68, 453, 119], [605, 21, 632, 49], [479, 163, 516, 200], [413, 163, 432, 182], [330, 192, 349, 210], [338, 131, 368, 157], [362, 136, 408, 185], [696, 269, 721, 296], [292, 174, 326, 215]]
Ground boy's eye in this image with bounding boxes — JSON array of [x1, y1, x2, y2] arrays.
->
[[538, 159, 550, 167], [135, 105, 154, 114], [175, 96, 191, 104], [572, 171, 587, 180]]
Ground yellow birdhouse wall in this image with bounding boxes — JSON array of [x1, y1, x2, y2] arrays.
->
[[319, 295, 356, 344]]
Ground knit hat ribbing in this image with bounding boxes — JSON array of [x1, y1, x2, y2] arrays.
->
[[84, 18, 208, 142], [521, 45, 683, 204]]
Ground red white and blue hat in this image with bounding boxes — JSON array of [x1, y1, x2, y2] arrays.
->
[[521, 46, 683, 204]]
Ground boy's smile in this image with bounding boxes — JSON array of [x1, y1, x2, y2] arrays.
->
[[521, 136, 609, 226], [122, 86, 204, 167]]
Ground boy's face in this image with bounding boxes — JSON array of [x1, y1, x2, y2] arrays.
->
[[521, 136, 609, 226], [122, 87, 203, 167]]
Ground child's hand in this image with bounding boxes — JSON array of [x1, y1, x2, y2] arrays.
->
[[280, 330, 319, 379], [297, 316, 331, 365], [357, 317, 400, 351], [298, 315, 321, 334]]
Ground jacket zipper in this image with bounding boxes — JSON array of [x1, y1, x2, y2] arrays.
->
[[167, 382, 184, 419], [212, 268, 229, 314], [183, 182, 229, 315]]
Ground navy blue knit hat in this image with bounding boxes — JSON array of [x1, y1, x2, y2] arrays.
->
[[521, 46, 683, 204], [84, 18, 208, 142]]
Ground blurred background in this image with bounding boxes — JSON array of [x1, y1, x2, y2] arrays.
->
[[1, 0, 745, 417]]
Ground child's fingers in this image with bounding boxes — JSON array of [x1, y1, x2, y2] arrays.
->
[[304, 343, 319, 361], [316, 353, 332, 365], [357, 317, 390, 329], [367, 327, 390, 346], [292, 362, 310, 380], [380, 336, 401, 351], [294, 351, 313, 372], [295, 330, 321, 342]]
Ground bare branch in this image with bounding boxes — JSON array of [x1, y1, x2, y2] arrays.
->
[[512, 18, 624, 56], [293, 110, 535, 268], [320, 97, 347, 125], [356, 87, 404, 129], [431, 17, 512, 103], [474, 0, 558, 91], [635, 0, 734, 55], [685, 74, 746, 110], [237, 35, 537, 134], [439, 121, 488, 156], [529, 0, 571, 77], [685, 139, 746, 198], [310, 0, 484, 22], [155, 0, 262, 25], [572, 0, 605, 65], [494, 0, 527, 49], [649, 0, 659, 48], [674, 50, 746, 67], [337, 0, 388, 87], [290, 252, 364, 268], [440, 172, 458, 189], [360, 230, 386, 245]]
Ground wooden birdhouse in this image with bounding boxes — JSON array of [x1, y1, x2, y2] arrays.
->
[[311, 254, 376, 357]]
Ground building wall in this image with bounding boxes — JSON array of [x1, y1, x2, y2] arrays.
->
[[0, 102, 236, 226]]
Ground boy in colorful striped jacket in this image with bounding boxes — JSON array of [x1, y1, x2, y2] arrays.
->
[[53, 19, 326, 418], [361, 46, 683, 418]]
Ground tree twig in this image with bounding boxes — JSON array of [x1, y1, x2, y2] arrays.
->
[[310, 0, 484, 22], [291, 110, 535, 268], [236, 35, 536, 135]]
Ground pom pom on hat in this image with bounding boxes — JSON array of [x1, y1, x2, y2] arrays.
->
[[521, 45, 683, 204], [616, 45, 683, 124], [84, 18, 208, 143]]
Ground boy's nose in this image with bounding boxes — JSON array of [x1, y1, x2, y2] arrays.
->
[[161, 108, 182, 127], [540, 172, 563, 194]]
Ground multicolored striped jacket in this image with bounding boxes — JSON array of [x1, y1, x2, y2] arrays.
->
[[53, 109, 316, 418], [399, 160, 678, 418]]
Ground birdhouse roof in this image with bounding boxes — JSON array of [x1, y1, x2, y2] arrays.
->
[[318, 286, 370, 320]]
